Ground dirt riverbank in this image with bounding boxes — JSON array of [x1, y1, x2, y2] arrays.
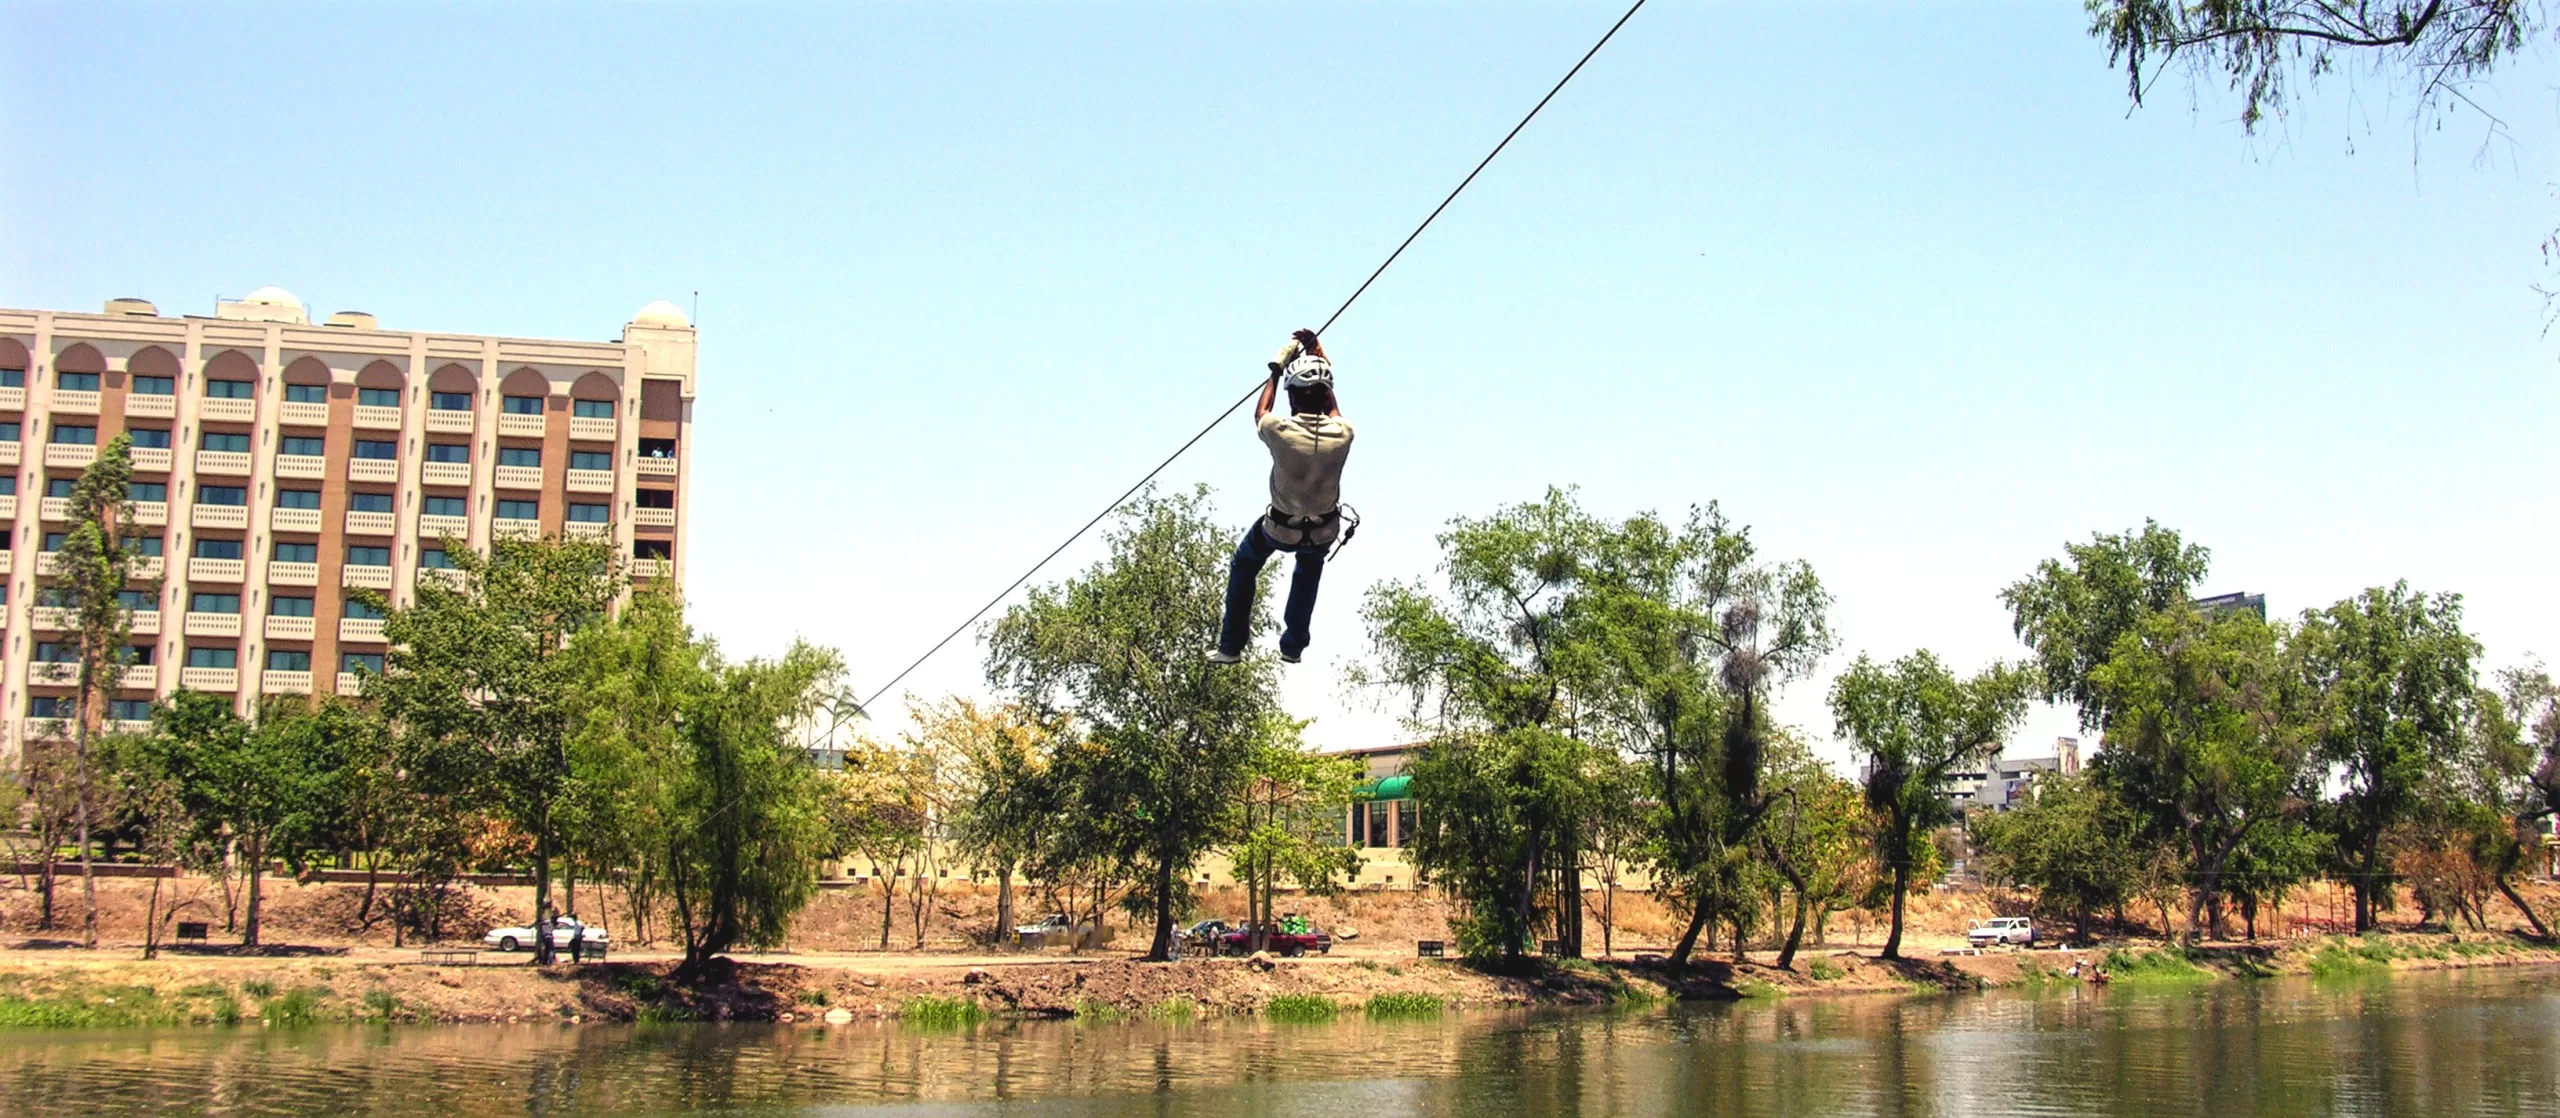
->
[[5, 930, 2556, 1028]]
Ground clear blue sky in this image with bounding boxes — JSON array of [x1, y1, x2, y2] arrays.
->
[[5, 2, 2553, 762]]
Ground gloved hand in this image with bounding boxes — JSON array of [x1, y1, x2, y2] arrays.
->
[[1266, 329, 1325, 375]]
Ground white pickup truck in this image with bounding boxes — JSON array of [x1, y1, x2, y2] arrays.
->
[[1968, 916, 2036, 947]]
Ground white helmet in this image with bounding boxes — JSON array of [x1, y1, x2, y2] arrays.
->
[[1279, 351, 1333, 391]]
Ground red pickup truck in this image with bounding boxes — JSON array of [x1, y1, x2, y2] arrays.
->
[[1216, 923, 1333, 957]]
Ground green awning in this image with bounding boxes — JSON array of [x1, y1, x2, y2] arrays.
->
[[1357, 775, 1412, 801]]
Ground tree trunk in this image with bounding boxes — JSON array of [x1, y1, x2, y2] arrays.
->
[[1883, 859, 1910, 960], [995, 867, 1016, 948], [1560, 858, 1583, 959], [879, 873, 897, 951], [2353, 833, 2380, 932], [1669, 893, 1712, 965], [2498, 876, 2554, 941], [532, 836, 556, 966], [243, 835, 267, 947], [1776, 888, 1808, 970], [74, 717, 98, 949], [1146, 855, 1175, 962], [141, 873, 164, 960]]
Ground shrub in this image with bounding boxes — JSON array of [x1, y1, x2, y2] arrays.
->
[[265, 988, 325, 1027], [1734, 979, 1784, 999], [1071, 999, 1127, 1024], [1262, 994, 1338, 1021], [242, 980, 277, 999], [2099, 948, 2209, 984], [1363, 992, 1444, 1018], [795, 989, 830, 1007], [362, 989, 402, 1021], [899, 995, 985, 1027], [1806, 959, 1843, 981], [1151, 997, 1197, 1020]]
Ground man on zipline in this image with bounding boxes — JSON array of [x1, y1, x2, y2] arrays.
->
[[1210, 329, 1354, 664]]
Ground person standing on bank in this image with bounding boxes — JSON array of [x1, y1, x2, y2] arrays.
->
[[1210, 329, 1355, 664]]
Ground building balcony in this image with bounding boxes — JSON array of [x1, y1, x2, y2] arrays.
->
[[339, 617, 386, 643], [353, 405, 402, 431], [130, 555, 163, 580], [33, 552, 56, 576], [130, 609, 161, 636], [498, 413, 546, 439], [28, 662, 74, 685], [199, 397, 256, 423], [130, 500, 167, 526], [563, 521, 611, 541], [122, 664, 157, 692], [271, 507, 322, 533], [45, 443, 97, 468], [417, 567, 465, 589], [421, 462, 471, 487], [183, 611, 242, 638], [0, 550, 12, 575], [492, 465, 543, 490], [50, 390, 100, 415], [335, 672, 366, 696], [124, 394, 175, 420], [348, 458, 398, 483], [634, 507, 677, 529], [129, 446, 170, 472], [179, 667, 239, 692], [192, 504, 247, 530], [266, 615, 316, 640], [345, 511, 395, 536], [184, 556, 240, 584], [636, 456, 677, 478], [0, 442, 17, 467], [426, 409, 473, 434], [0, 386, 22, 411], [261, 670, 313, 695], [565, 469, 614, 494], [0, 494, 12, 521], [491, 517, 541, 540], [268, 561, 318, 587], [417, 514, 467, 540], [278, 401, 329, 428], [275, 454, 326, 480], [195, 450, 251, 476], [568, 416, 618, 443], [343, 565, 392, 590], [31, 606, 69, 629], [39, 497, 68, 521], [109, 719, 152, 735]]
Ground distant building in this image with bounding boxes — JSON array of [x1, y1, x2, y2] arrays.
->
[[1943, 737, 2081, 813], [2195, 590, 2267, 619]]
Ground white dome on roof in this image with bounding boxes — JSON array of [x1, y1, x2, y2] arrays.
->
[[241, 285, 302, 309], [630, 299, 690, 328]]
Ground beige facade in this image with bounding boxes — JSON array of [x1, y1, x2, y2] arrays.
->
[[0, 289, 696, 749]]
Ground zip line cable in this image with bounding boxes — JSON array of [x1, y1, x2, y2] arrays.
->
[[857, 0, 1652, 713]]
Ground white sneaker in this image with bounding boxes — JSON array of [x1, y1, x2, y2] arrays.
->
[[1206, 649, 1243, 664]]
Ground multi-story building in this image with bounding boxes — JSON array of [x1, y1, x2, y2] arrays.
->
[[1943, 737, 2082, 813], [0, 288, 696, 748]]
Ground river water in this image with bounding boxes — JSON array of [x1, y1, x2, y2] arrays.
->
[[3, 968, 2557, 1117]]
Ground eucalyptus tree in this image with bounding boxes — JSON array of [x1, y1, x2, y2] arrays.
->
[[984, 487, 1283, 962], [2294, 583, 2482, 931], [2000, 520, 2210, 733], [1754, 737, 1867, 969], [370, 534, 623, 964], [2088, 604, 2316, 943], [940, 700, 1066, 940], [40, 431, 147, 946], [1830, 651, 2030, 959]]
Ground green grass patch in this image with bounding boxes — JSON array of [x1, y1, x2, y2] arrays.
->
[[2309, 947, 2391, 979], [617, 973, 666, 1000], [176, 983, 229, 999], [263, 987, 325, 1027], [1806, 959, 1843, 982], [1261, 994, 1339, 1021], [1734, 979, 1784, 1000], [1362, 992, 1444, 1018], [210, 994, 244, 1025], [241, 979, 276, 999], [361, 989, 402, 1021], [2099, 948, 2212, 984], [794, 989, 830, 1007], [634, 1004, 703, 1024], [898, 995, 986, 1028], [1150, 997, 1198, 1021], [1071, 998, 1127, 1024]]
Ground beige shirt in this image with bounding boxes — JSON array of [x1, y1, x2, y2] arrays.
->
[[1257, 411, 1355, 546]]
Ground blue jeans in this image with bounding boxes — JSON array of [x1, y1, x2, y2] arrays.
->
[[1218, 521, 1325, 658]]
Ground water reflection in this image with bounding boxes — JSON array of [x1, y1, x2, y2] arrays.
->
[[2, 969, 2556, 1116]]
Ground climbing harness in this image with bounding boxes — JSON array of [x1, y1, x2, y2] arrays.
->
[[1261, 502, 1360, 562], [858, 0, 1651, 711]]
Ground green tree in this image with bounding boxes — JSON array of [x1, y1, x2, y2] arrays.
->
[[1970, 772, 2147, 944], [664, 640, 841, 973], [1229, 727, 1364, 953], [2491, 662, 2559, 936], [137, 692, 349, 946], [368, 534, 623, 963], [984, 487, 1281, 961], [37, 432, 146, 945], [2296, 583, 2481, 931], [558, 584, 702, 947], [2088, 604, 2316, 943], [1754, 738, 1866, 969], [940, 700, 1064, 942], [1830, 651, 2030, 959], [2087, 2, 2530, 133], [2000, 520, 2210, 732]]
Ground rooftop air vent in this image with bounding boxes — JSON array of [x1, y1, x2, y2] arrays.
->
[[324, 311, 379, 330], [103, 297, 158, 317]]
